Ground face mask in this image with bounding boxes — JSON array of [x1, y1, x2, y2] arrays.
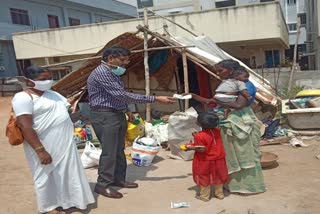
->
[[101, 61, 126, 76], [111, 66, 126, 76], [30, 79, 53, 91]]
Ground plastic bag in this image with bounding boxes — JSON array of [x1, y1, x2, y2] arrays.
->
[[127, 115, 145, 144], [145, 122, 169, 144], [131, 137, 161, 167], [81, 141, 101, 168], [167, 107, 201, 161]]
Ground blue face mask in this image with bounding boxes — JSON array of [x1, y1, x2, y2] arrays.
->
[[111, 66, 126, 76], [101, 61, 126, 76]]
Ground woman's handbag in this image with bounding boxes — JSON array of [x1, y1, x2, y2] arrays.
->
[[5, 90, 33, 146], [6, 111, 24, 146]]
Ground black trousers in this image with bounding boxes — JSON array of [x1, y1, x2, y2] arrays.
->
[[90, 111, 128, 188]]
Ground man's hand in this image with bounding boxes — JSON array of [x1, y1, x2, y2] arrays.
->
[[155, 96, 176, 104], [126, 112, 136, 123], [37, 150, 52, 165]]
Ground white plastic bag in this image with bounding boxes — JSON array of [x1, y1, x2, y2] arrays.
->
[[131, 137, 161, 167], [167, 107, 201, 161], [145, 122, 169, 144], [81, 141, 101, 168]]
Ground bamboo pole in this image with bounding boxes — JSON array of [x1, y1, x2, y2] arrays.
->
[[182, 49, 189, 110], [174, 67, 184, 111], [288, 17, 301, 94], [146, 8, 198, 37], [43, 46, 195, 68], [143, 8, 151, 121], [131, 45, 195, 53], [184, 54, 221, 80]]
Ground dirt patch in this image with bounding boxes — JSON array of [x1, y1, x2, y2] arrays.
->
[[1, 96, 320, 214]]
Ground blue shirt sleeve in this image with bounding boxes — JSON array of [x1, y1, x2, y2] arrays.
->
[[246, 81, 257, 105]]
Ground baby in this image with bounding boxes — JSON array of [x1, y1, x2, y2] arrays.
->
[[214, 69, 252, 102], [214, 66, 252, 117]]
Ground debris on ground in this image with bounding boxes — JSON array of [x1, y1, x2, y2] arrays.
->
[[170, 202, 190, 209], [289, 137, 309, 147]]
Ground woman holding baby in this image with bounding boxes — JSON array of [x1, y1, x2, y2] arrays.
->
[[190, 59, 266, 195]]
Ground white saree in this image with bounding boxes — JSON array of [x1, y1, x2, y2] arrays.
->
[[12, 90, 94, 213]]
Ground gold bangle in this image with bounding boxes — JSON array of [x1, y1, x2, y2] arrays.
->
[[35, 146, 44, 151]]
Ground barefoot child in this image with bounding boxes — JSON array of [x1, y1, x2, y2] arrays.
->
[[181, 113, 229, 202]]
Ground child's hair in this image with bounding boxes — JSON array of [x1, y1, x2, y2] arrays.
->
[[237, 66, 249, 77], [197, 112, 219, 130]]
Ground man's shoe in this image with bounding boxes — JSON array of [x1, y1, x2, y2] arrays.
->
[[114, 181, 138, 188], [94, 185, 123, 199]]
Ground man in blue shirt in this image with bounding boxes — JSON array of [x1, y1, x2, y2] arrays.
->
[[87, 47, 175, 199], [235, 66, 257, 106]]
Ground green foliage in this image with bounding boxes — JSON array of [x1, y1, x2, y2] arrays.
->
[[278, 83, 305, 99]]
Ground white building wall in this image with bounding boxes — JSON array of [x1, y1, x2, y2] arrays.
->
[[13, 2, 288, 60], [67, 8, 91, 25]]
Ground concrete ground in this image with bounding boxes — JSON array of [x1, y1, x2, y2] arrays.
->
[[1, 96, 320, 214]]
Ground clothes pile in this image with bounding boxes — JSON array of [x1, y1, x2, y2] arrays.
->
[[73, 120, 93, 144]]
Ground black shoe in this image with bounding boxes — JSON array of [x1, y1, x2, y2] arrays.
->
[[94, 185, 123, 198], [114, 181, 138, 188]]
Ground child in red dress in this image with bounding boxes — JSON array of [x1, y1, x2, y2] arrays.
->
[[185, 112, 229, 202]]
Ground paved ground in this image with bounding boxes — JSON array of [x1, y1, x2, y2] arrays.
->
[[1, 96, 320, 214]]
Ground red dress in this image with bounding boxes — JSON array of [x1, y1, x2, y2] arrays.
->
[[191, 128, 229, 186]]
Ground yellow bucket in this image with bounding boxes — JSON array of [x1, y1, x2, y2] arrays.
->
[[296, 89, 320, 98]]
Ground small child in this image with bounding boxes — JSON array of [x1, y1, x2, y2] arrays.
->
[[184, 113, 229, 202], [215, 66, 254, 117], [234, 67, 257, 106], [214, 69, 252, 102]]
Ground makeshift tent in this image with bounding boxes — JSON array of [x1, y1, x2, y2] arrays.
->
[[48, 30, 279, 111]]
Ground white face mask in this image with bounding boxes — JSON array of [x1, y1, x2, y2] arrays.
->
[[30, 79, 54, 91]]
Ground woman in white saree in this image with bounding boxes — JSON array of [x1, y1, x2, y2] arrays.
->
[[12, 65, 94, 214]]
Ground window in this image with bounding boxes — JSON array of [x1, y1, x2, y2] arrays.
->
[[10, 8, 30, 25], [288, 23, 297, 31], [48, 15, 59, 28], [298, 13, 307, 25], [215, 0, 236, 8], [69, 17, 80, 26], [265, 50, 280, 68], [137, 0, 153, 9], [287, 0, 296, 5]]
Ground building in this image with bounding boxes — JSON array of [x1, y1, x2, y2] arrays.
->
[[137, 0, 308, 69], [305, 0, 320, 70], [0, 0, 137, 78], [280, 0, 308, 70], [12, 1, 288, 81]]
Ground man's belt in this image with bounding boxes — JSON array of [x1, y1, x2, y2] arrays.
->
[[91, 107, 127, 113]]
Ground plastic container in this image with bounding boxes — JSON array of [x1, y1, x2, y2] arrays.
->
[[282, 99, 320, 129]]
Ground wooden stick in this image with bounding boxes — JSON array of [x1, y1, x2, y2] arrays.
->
[[137, 25, 221, 80], [184, 54, 221, 80], [143, 8, 151, 121], [131, 45, 195, 53], [288, 16, 301, 94], [182, 49, 189, 110], [42, 55, 101, 68], [146, 8, 198, 37]]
